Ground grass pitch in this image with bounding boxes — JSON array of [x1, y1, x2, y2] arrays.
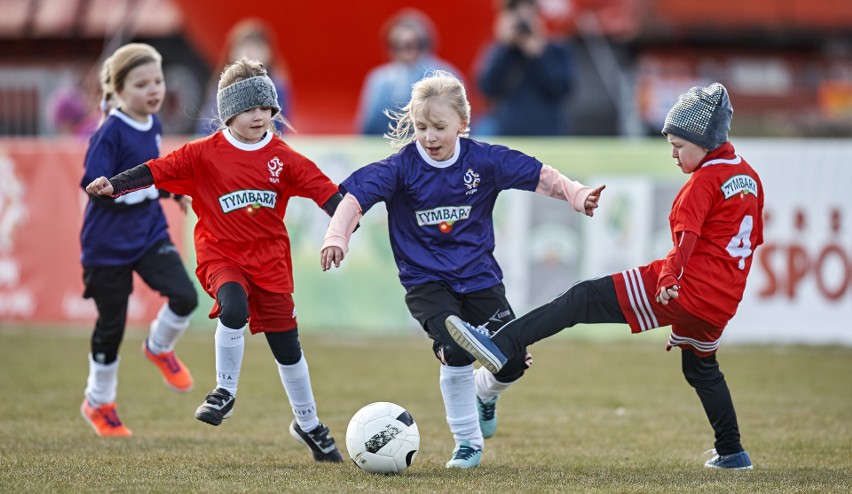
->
[[1, 325, 850, 493]]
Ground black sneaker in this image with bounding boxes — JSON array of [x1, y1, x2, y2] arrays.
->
[[195, 387, 235, 426], [289, 419, 344, 462]]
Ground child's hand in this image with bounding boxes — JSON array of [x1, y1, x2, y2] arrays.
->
[[86, 177, 114, 197], [321, 246, 345, 271], [584, 185, 605, 217], [656, 284, 679, 305], [177, 195, 192, 214]]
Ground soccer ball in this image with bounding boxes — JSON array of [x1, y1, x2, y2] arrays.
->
[[345, 402, 420, 474]]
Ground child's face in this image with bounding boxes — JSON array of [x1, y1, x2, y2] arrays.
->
[[117, 61, 164, 122], [229, 106, 273, 144], [667, 134, 708, 174], [413, 98, 467, 162]]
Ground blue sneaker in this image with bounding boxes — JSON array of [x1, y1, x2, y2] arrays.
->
[[704, 449, 753, 470], [445, 315, 508, 374], [445, 440, 482, 469], [477, 396, 498, 439]]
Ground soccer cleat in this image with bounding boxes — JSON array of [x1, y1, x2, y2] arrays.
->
[[477, 396, 498, 439], [704, 449, 753, 470], [445, 440, 482, 469], [445, 315, 508, 374], [142, 340, 193, 392], [80, 399, 132, 437], [195, 387, 235, 426], [289, 420, 344, 462]]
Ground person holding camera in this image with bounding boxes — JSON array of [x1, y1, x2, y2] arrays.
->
[[476, 0, 576, 136]]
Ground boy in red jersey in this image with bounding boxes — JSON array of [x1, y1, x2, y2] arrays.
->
[[446, 83, 762, 470], [85, 58, 344, 462]]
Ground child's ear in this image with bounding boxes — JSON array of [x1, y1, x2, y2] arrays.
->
[[459, 120, 469, 134]]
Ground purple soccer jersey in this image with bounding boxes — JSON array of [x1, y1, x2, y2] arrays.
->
[[341, 137, 541, 292]]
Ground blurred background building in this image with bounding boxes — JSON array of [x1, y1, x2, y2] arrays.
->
[[1, 0, 851, 137]]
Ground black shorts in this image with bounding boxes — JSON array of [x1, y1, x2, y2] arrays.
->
[[405, 281, 515, 334]]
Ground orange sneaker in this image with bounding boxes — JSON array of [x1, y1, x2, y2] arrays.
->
[[142, 340, 193, 392], [80, 399, 132, 437]]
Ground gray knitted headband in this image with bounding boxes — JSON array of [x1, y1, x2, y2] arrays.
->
[[217, 75, 280, 124], [662, 82, 733, 151]]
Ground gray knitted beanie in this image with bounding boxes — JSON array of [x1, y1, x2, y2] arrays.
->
[[662, 83, 733, 151], [217, 75, 280, 125]]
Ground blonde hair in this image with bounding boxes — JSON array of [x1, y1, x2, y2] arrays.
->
[[99, 43, 162, 120], [217, 58, 293, 133], [386, 70, 471, 149]]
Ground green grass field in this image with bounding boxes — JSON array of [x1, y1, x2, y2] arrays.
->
[[1, 325, 850, 493]]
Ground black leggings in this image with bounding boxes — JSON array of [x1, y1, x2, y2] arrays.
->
[[493, 276, 625, 354], [682, 350, 743, 455], [84, 240, 197, 364]]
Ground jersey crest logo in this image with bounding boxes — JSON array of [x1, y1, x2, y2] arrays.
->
[[464, 168, 480, 195], [720, 174, 758, 199], [268, 157, 284, 183]]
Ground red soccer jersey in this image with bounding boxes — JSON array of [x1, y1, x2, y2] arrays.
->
[[147, 131, 338, 294], [668, 141, 764, 327]]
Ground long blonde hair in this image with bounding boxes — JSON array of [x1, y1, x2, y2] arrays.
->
[[217, 58, 293, 133], [385, 70, 471, 149], [98, 43, 162, 123]]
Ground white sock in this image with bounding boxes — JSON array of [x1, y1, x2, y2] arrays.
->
[[475, 366, 513, 401], [277, 353, 319, 432], [85, 354, 119, 407], [214, 320, 245, 396], [147, 304, 191, 354], [439, 364, 483, 450]]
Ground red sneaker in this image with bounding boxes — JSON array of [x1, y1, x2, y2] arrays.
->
[[142, 340, 193, 392], [80, 399, 132, 437]]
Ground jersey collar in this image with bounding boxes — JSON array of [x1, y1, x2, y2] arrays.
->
[[223, 129, 273, 150], [415, 137, 461, 169], [110, 108, 153, 131]]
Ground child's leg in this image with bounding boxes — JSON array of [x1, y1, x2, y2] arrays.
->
[[681, 349, 744, 455], [267, 328, 343, 462], [214, 282, 248, 396], [136, 239, 198, 353], [492, 276, 626, 355], [424, 314, 483, 455], [82, 265, 133, 403], [266, 330, 318, 432]]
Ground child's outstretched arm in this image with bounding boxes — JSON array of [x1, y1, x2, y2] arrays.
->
[[85, 163, 155, 198], [535, 164, 604, 217], [320, 193, 363, 271]]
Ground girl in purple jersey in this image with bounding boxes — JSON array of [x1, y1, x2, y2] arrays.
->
[[320, 71, 603, 468], [79, 43, 198, 437]]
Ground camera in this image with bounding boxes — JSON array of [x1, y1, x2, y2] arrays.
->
[[504, 0, 534, 36]]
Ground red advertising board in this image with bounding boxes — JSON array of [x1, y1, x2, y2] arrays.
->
[[0, 138, 188, 325]]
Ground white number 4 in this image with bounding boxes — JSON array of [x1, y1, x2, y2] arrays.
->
[[726, 215, 753, 270]]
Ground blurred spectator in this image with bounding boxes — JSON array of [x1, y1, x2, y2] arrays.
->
[[355, 8, 461, 135], [44, 85, 98, 137], [195, 18, 291, 135], [476, 0, 576, 136]]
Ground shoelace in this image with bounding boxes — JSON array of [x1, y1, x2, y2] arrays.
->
[[101, 407, 124, 427], [464, 321, 492, 338], [157, 352, 181, 373], [453, 445, 479, 460], [478, 398, 496, 421]]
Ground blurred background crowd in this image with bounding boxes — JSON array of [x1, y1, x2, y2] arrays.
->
[[1, 0, 851, 139]]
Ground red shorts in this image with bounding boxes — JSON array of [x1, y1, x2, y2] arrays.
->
[[203, 262, 297, 334], [612, 260, 724, 357]]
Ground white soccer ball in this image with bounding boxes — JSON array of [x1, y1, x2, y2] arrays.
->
[[345, 401, 420, 474]]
